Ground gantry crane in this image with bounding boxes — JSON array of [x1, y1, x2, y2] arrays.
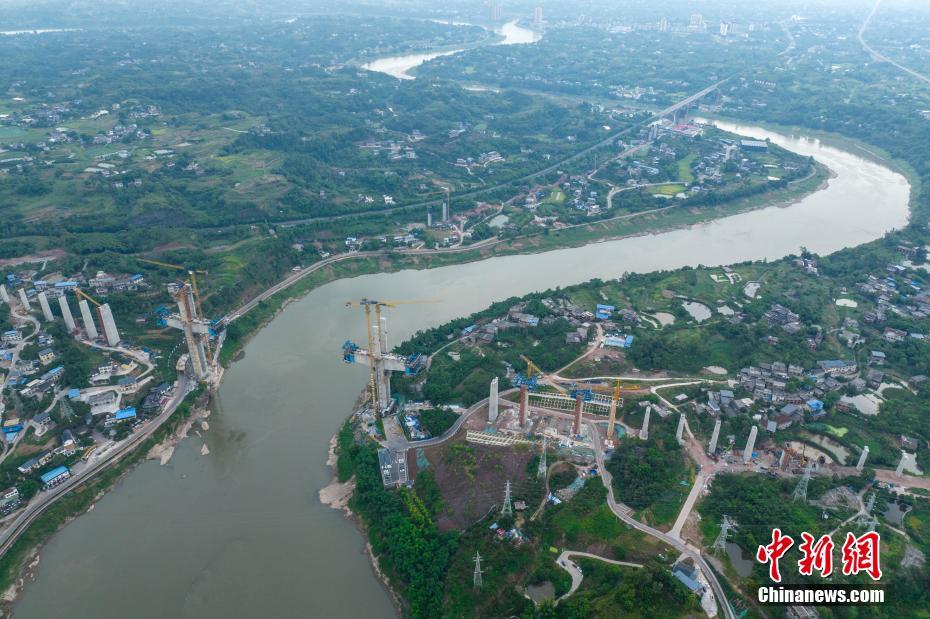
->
[[343, 299, 432, 413]]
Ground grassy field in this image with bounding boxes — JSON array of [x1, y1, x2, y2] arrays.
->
[[676, 153, 696, 183]]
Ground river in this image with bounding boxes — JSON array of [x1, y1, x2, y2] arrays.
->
[[361, 20, 541, 80], [12, 123, 908, 617]]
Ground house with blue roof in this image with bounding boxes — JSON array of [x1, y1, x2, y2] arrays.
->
[[40, 466, 71, 488]]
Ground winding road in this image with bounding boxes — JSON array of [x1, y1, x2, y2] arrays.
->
[[555, 550, 643, 601]]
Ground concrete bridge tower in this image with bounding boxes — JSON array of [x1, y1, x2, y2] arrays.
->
[[488, 377, 499, 422], [743, 425, 758, 464], [640, 405, 651, 440], [856, 445, 870, 472], [708, 418, 721, 455]]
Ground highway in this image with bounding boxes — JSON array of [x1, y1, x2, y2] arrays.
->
[[859, 0, 930, 84], [0, 375, 192, 558]]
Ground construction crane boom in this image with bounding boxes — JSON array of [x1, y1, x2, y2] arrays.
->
[[138, 258, 212, 354], [587, 379, 641, 440], [345, 298, 436, 412], [519, 354, 568, 394], [74, 288, 101, 307]]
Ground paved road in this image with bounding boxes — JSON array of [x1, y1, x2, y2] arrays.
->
[[384, 388, 518, 450], [589, 422, 737, 619], [555, 550, 643, 601], [859, 0, 930, 84], [0, 375, 192, 558]]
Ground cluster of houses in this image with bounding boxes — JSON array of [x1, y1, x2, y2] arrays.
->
[[461, 302, 544, 346]]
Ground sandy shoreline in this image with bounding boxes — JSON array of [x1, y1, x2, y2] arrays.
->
[[319, 429, 403, 616]]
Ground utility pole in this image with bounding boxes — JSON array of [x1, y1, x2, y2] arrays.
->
[[501, 480, 513, 517], [792, 462, 813, 503], [712, 515, 738, 554], [473, 551, 483, 588], [537, 437, 548, 478]]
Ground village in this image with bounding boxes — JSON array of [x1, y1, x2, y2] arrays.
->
[[0, 263, 203, 522], [336, 242, 930, 616]]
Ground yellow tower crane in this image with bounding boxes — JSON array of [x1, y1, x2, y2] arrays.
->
[[138, 258, 212, 358], [137, 258, 209, 318], [75, 288, 101, 307], [345, 298, 437, 410], [589, 380, 641, 440], [519, 354, 568, 394]]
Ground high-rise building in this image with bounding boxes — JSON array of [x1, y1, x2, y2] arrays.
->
[[442, 199, 450, 222], [18, 288, 31, 310], [689, 13, 703, 29], [658, 17, 669, 33], [719, 21, 730, 36], [427, 207, 433, 228], [490, 3, 501, 21], [533, 6, 542, 26], [0, 284, 9, 304]]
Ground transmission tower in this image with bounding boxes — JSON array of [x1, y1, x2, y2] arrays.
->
[[712, 515, 738, 554], [501, 480, 513, 517], [473, 551, 484, 588], [792, 463, 813, 503], [537, 437, 548, 479]]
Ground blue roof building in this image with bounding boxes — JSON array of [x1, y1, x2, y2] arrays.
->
[[596, 304, 615, 320], [40, 466, 70, 485], [114, 407, 137, 421], [672, 566, 705, 595]]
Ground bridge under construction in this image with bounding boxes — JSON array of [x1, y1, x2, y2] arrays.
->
[[342, 299, 426, 414]]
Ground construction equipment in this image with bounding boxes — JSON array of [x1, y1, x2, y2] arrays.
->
[[519, 354, 568, 394], [165, 281, 213, 381], [138, 258, 209, 317], [343, 299, 431, 413], [75, 288, 101, 307], [73, 288, 121, 345], [138, 258, 215, 359], [588, 380, 641, 440]]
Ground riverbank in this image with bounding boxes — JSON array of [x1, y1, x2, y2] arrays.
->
[[8, 121, 912, 616], [320, 428, 404, 618], [0, 386, 208, 609], [218, 160, 831, 370]]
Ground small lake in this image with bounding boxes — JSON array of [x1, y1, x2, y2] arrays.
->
[[525, 581, 556, 604], [726, 542, 754, 577]]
